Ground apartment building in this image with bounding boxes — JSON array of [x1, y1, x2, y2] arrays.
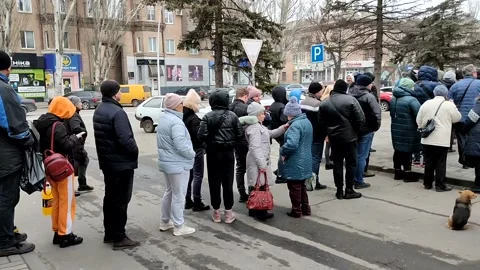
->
[[6, 0, 214, 99]]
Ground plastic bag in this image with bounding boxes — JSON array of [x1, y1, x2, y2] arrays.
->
[[21, 148, 46, 194], [305, 173, 316, 192]]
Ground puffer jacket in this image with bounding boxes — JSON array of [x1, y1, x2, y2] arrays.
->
[[240, 116, 286, 186], [280, 114, 313, 181], [390, 86, 421, 153], [66, 110, 88, 163], [183, 107, 203, 151], [198, 90, 243, 150], [464, 99, 480, 157], [300, 94, 325, 142], [34, 113, 78, 158], [350, 85, 382, 136], [157, 109, 195, 174], [318, 91, 365, 143], [448, 76, 480, 122], [229, 98, 248, 147], [414, 66, 441, 105], [269, 86, 288, 130]]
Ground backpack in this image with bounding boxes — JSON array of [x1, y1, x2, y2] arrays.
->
[[43, 122, 74, 182]]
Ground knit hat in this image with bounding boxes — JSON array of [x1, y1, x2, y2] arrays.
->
[[67, 95, 81, 106], [183, 89, 201, 112], [284, 97, 302, 117], [333, 79, 349, 93], [247, 102, 265, 116], [0, 51, 11, 71], [364, 72, 375, 81], [308, 82, 323, 94], [356, 75, 373, 87], [164, 93, 183, 110], [248, 86, 262, 99], [290, 89, 302, 101], [443, 70, 456, 82], [433, 85, 449, 97], [100, 80, 120, 97], [399, 78, 415, 90]]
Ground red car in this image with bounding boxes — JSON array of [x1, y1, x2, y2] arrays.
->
[[380, 90, 392, 112]]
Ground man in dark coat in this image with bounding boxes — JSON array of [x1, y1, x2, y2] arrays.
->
[[0, 51, 35, 256], [269, 86, 289, 183], [93, 80, 139, 250]]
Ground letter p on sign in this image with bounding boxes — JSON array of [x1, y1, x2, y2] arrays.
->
[[311, 44, 325, 63]]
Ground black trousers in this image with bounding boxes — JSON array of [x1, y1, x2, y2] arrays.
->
[[207, 149, 235, 210], [330, 141, 357, 190], [393, 150, 412, 171], [103, 169, 134, 241], [234, 145, 248, 194], [455, 123, 467, 164], [0, 170, 21, 249], [423, 145, 448, 188], [75, 156, 89, 186]]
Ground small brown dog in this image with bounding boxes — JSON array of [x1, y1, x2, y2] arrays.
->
[[447, 190, 477, 230]]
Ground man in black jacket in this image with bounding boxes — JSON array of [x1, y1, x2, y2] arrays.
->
[[319, 79, 365, 200], [0, 51, 35, 256], [93, 80, 139, 250], [229, 88, 250, 202], [349, 75, 382, 189]]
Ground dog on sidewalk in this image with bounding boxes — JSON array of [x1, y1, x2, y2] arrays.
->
[[447, 190, 477, 230]]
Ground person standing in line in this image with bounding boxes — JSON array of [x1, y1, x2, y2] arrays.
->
[[416, 85, 461, 191], [198, 90, 243, 223], [66, 96, 94, 195], [463, 97, 480, 193], [318, 80, 365, 200], [320, 84, 334, 170], [269, 86, 289, 182], [246, 86, 262, 105], [157, 94, 196, 236], [93, 80, 139, 250], [300, 82, 327, 190], [229, 87, 250, 203], [0, 51, 35, 256], [443, 70, 457, 153], [183, 90, 210, 211], [280, 97, 313, 218]]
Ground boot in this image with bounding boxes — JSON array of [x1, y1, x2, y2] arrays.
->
[[53, 232, 61, 245], [335, 189, 344, 200], [394, 169, 404, 180], [344, 188, 362, 199], [14, 231, 27, 244], [113, 236, 139, 250], [185, 198, 194, 210], [403, 171, 419, 183], [238, 191, 249, 203], [192, 200, 211, 212], [59, 233, 83, 248], [315, 178, 327, 190]]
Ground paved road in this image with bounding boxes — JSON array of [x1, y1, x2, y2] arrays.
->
[[13, 108, 480, 270]]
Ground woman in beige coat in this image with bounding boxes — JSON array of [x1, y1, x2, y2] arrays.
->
[[239, 102, 288, 220]]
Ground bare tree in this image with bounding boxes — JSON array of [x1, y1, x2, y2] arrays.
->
[[467, 0, 480, 18], [0, 0, 27, 54]]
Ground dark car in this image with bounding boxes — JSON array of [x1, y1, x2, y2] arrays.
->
[[48, 90, 102, 110], [20, 97, 37, 114], [174, 86, 208, 100]]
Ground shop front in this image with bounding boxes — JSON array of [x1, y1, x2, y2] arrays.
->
[[44, 54, 83, 96], [342, 61, 374, 79], [9, 53, 46, 100]]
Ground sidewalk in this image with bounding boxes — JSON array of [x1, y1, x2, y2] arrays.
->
[[0, 253, 49, 270]]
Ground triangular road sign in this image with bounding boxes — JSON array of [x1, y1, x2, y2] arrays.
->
[[241, 39, 263, 67]]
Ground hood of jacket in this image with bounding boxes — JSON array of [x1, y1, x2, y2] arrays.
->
[[393, 86, 416, 98], [272, 86, 287, 104], [349, 85, 369, 98], [418, 66, 438, 82], [288, 113, 307, 124], [209, 90, 230, 110], [239, 115, 258, 126], [48, 96, 76, 119], [34, 113, 61, 135]]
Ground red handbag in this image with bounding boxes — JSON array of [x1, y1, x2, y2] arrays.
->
[[247, 171, 274, 211], [43, 122, 74, 182]]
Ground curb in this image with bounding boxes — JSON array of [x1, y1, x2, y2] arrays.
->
[[22, 252, 49, 270], [368, 164, 475, 189]]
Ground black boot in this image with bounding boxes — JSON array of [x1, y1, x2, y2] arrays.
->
[[192, 200, 211, 212], [53, 232, 61, 245], [239, 191, 249, 203], [403, 171, 419, 183], [185, 198, 194, 210], [335, 189, 344, 200], [315, 180, 327, 190], [344, 188, 362, 199], [394, 169, 404, 180], [59, 233, 83, 248]]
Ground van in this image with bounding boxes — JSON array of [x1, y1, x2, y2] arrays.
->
[[118, 85, 152, 107]]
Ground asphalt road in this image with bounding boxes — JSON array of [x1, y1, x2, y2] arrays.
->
[[15, 107, 480, 270]]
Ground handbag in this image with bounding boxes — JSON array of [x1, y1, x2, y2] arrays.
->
[[418, 100, 445, 138], [247, 171, 274, 211], [43, 122, 74, 182]]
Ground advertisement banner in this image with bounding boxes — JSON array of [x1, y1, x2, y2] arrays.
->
[[10, 69, 46, 98]]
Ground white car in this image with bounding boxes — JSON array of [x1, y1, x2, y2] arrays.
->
[[135, 95, 190, 133]]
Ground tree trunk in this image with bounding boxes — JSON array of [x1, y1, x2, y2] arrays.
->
[[53, 0, 64, 97], [373, 0, 384, 100], [213, 2, 223, 87]]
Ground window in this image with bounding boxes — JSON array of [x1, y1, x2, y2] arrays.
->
[[282, 72, 286, 81], [136, 37, 142, 52], [148, 37, 157, 52], [147, 6, 156, 21], [137, 66, 143, 80], [298, 53, 305, 63], [20, 31, 35, 49], [293, 54, 298, 64], [164, 10, 174, 24], [86, 0, 93, 17], [63, 32, 69, 48], [166, 39, 175, 54], [60, 0, 66, 13], [17, 0, 32, 12], [189, 48, 199, 55], [44, 31, 50, 49], [292, 71, 298, 81], [143, 97, 162, 108], [120, 87, 129, 93]]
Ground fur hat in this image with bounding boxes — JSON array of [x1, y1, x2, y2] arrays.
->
[[0, 51, 11, 71], [247, 101, 265, 116], [183, 89, 201, 112], [284, 96, 302, 117], [100, 80, 120, 97]]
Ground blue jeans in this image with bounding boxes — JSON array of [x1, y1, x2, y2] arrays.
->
[[355, 132, 374, 184], [312, 142, 324, 182]]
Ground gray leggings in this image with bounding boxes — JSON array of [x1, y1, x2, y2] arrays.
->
[[324, 142, 332, 164]]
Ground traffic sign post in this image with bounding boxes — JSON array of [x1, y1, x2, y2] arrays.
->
[[241, 39, 263, 86], [311, 44, 325, 63]]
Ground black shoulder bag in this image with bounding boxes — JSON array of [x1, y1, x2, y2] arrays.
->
[[418, 100, 445, 138]]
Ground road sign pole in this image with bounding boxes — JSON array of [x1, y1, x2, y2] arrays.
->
[[251, 67, 255, 86]]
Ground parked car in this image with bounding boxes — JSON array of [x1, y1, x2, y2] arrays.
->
[[20, 97, 37, 114], [380, 90, 392, 112], [119, 84, 152, 107], [175, 86, 208, 100], [380, 86, 393, 93], [48, 90, 102, 110]]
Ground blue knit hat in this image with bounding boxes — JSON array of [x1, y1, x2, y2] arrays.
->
[[284, 96, 302, 117], [289, 89, 302, 101]]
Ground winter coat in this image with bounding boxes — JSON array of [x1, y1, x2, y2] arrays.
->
[[279, 114, 313, 180], [240, 116, 286, 187], [157, 109, 195, 174], [198, 90, 243, 150], [416, 97, 461, 148], [414, 66, 441, 105], [0, 77, 33, 177], [34, 113, 78, 159], [300, 94, 326, 142], [350, 85, 382, 136], [66, 110, 88, 164], [183, 107, 203, 151], [390, 86, 421, 153], [93, 97, 138, 171], [229, 98, 249, 147], [448, 76, 480, 122], [269, 86, 288, 130], [464, 99, 480, 157], [318, 91, 365, 144]]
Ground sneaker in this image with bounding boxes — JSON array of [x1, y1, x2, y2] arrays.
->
[[185, 199, 194, 210], [0, 243, 35, 257], [224, 210, 236, 224], [212, 209, 221, 223], [315, 183, 327, 190], [159, 221, 174, 232], [14, 232, 27, 243], [335, 190, 344, 200], [238, 192, 249, 203], [78, 185, 94, 193], [325, 163, 334, 170], [354, 182, 371, 189], [192, 201, 211, 212], [113, 236, 140, 250], [363, 171, 375, 178], [436, 186, 453, 192], [173, 225, 196, 236], [344, 189, 362, 199], [59, 233, 83, 248]]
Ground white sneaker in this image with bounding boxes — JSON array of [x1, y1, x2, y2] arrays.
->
[[173, 225, 196, 236], [159, 221, 174, 231]]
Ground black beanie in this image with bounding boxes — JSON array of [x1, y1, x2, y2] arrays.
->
[[100, 80, 120, 97], [0, 51, 12, 71], [356, 75, 373, 87], [308, 82, 323, 94], [364, 72, 375, 81], [333, 79, 349, 93]]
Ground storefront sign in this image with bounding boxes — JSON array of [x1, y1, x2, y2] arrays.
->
[[11, 53, 44, 69], [44, 54, 82, 72], [137, 59, 165, 66], [342, 61, 374, 68], [10, 69, 46, 98]]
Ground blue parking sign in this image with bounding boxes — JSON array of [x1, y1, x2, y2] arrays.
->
[[311, 44, 324, 63]]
